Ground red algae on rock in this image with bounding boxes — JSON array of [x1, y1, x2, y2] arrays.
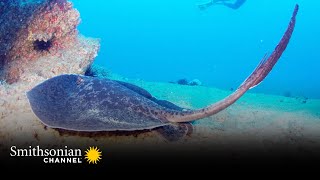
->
[[1, 0, 99, 83]]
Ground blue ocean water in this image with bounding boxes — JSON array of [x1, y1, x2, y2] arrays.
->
[[72, 0, 320, 99]]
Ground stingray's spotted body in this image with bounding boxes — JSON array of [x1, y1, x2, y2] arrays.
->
[[27, 74, 188, 129], [26, 5, 299, 140], [27, 75, 193, 140]]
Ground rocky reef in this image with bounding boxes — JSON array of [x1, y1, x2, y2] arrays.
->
[[0, 0, 99, 83], [0, 0, 100, 149], [172, 78, 202, 86]]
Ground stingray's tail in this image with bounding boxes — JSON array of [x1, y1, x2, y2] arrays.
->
[[167, 4, 299, 123]]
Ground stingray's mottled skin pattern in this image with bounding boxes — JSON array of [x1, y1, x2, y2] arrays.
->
[[27, 74, 185, 131]]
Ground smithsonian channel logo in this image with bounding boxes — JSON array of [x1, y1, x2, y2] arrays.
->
[[10, 146, 102, 164]]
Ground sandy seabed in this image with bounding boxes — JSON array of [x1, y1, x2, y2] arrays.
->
[[1, 74, 320, 158]]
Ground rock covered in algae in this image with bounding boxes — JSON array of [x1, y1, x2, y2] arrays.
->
[[0, 0, 106, 149], [0, 0, 99, 83]]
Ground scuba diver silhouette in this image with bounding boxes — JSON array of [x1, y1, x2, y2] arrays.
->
[[198, 0, 246, 10]]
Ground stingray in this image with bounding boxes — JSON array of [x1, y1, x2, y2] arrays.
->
[[26, 5, 299, 141]]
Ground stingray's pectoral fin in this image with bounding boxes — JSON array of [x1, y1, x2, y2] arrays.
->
[[155, 123, 193, 142], [151, 98, 187, 111], [166, 4, 299, 123], [114, 80, 153, 99]]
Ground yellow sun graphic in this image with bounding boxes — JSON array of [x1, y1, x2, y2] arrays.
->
[[84, 146, 102, 164]]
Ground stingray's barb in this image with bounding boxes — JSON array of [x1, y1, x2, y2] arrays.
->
[[167, 4, 299, 123]]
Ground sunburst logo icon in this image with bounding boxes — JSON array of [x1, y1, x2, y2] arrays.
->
[[84, 146, 102, 164]]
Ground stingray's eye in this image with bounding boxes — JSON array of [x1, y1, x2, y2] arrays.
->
[[33, 39, 52, 52]]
